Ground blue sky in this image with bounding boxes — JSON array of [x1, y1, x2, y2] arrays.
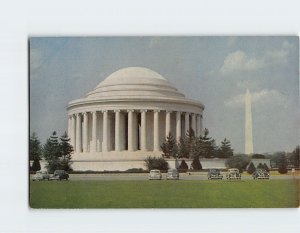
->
[[30, 36, 299, 154]]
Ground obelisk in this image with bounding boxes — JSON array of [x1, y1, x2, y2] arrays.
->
[[245, 89, 254, 154]]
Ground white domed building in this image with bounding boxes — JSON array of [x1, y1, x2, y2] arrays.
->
[[67, 67, 205, 171]]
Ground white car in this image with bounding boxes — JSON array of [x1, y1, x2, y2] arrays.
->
[[226, 168, 241, 180], [32, 170, 50, 181], [149, 169, 162, 180]]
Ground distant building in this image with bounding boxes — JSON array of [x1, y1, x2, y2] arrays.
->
[[67, 67, 205, 171]]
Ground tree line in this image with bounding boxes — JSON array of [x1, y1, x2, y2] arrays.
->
[[29, 131, 73, 173], [161, 128, 233, 157]]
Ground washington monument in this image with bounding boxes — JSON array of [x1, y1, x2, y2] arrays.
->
[[245, 89, 254, 154]]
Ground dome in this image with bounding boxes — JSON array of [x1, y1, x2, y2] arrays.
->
[[85, 67, 185, 99]]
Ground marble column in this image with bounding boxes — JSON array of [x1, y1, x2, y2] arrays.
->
[[191, 113, 196, 134], [114, 110, 120, 151], [141, 110, 147, 151], [200, 114, 203, 136], [83, 112, 88, 152], [185, 112, 190, 135], [153, 110, 160, 151], [71, 114, 76, 148], [127, 110, 134, 151], [196, 114, 201, 137], [176, 111, 181, 142], [102, 110, 108, 152], [68, 116, 71, 139], [91, 111, 97, 152], [165, 110, 171, 137], [76, 113, 82, 153]]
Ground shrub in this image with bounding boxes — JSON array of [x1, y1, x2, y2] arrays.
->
[[31, 159, 41, 172], [125, 168, 146, 173], [278, 165, 288, 174], [262, 163, 270, 172], [178, 160, 188, 172], [144, 156, 169, 171], [191, 157, 202, 170], [247, 162, 256, 174]]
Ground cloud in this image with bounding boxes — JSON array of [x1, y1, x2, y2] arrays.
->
[[220, 41, 292, 75], [220, 50, 265, 75], [224, 89, 288, 108]]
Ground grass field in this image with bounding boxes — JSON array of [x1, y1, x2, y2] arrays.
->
[[29, 180, 299, 208]]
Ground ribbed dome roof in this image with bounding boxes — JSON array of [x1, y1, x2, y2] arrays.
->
[[85, 67, 185, 99]]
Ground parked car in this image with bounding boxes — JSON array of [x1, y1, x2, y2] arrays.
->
[[226, 168, 241, 180], [207, 169, 223, 180], [32, 170, 50, 181], [50, 170, 69, 181], [252, 169, 270, 179], [149, 169, 162, 180], [166, 169, 179, 180]]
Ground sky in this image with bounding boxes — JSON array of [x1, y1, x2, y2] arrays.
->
[[30, 36, 299, 154]]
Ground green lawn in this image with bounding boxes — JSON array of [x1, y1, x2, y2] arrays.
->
[[29, 180, 299, 208]]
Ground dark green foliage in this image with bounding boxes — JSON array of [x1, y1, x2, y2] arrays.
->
[[43, 131, 73, 173], [217, 138, 233, 158], [226, 154, 250, 173], [144, 156, 169, 171], [29, 132, 42, 161], [269, 151, 285, 168], [278, 154, 288, 174], [125, 168, 146, 173], [252, 154, 266, 159], [198, 128, 216, 158], [60, 132, 73, 160], [247, 162, 256, 174], [31, 159, 41, 171], [257, 163, 264, 169], [43, 131, 61, 161], [191, 157, 202, 170], [289, 146, 300, 168], [160, 133, 177, 158], [178, 160, 188, 171], [177, 137, 190, 158], [263, 163, 270, 172]]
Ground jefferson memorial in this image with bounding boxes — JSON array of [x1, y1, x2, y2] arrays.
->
[[67, 67, 205, 171]]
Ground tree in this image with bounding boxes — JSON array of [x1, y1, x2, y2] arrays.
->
[[29, 132, 42, 161], [43, 131, 73, 173], [177, 138, 190, 158], [226, 154, 250, 173], [247, 162, 256, 174], [289, 146, 300, 168], [198, 128, 216, 158], [278, 154, 288, 174], [217, 138, 233, 158], [144, 156, 169, 171], [60, 132, 73, 160], [191, 157, 202, 170], [43, 131, 61, 161], [252, 154, 266, 159], [29, 132, 42, 171], [59, 132, 73, 171], [160, 133, 177, 158]]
